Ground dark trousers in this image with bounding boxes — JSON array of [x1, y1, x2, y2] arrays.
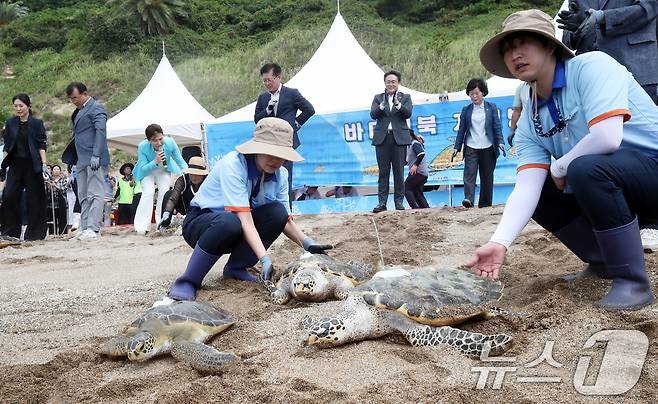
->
[[131, 192, 141, 222], [1, 158, 47, 240], [404, 173, 429, 209], [117, 203, 133, 225], [161, 189, 186, 217], [182, 202, 288, 261], [463, 145, 496, 207], [375, 132, 406, 206], [532, 149, 658, 232]]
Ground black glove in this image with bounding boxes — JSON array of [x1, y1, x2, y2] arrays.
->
[[0, 167, 6, 182], [266, 99, 277, 114], [157, 211, 172, 230], [302, 238, 333, 254], [507, 130, 515, 146], [556, 0, 586, 32], [499, 144, 507, 158]]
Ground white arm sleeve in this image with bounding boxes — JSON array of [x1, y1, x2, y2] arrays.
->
[[550, 115, 623, 178], [490, 168, 548, 248]]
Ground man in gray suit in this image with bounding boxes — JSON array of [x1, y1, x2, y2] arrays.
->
[[558, 0, 658, 102], [66, 82, 110, 240], [370, 70, 413, 213]]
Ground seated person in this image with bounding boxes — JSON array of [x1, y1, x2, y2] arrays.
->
[[158, 156, 208, 229], [167, 118, 332, 301], [296, 185, 321, 201], [326, 185, 359, 198]]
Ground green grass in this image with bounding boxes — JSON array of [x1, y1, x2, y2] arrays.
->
[[0, 0, 564, 167]]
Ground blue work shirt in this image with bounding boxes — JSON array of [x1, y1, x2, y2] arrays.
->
[[190, 151, 290, 213], [515, 51, 658, 172]]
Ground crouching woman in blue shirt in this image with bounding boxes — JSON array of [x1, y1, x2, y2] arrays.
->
[[168, 118, 331, 301]]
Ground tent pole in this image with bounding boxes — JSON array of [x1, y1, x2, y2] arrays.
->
[[200, 122, 208, 162]]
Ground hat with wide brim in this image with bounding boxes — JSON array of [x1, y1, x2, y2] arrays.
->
[[119, 162, 134, 175], [236, 117, 304, 162], [183, 156, 209, 175], [479, 9, 574, 79]]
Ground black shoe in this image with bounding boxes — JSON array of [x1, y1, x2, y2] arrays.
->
[[462, 199, 473, 208], [372, 205, 387, 213], [395, 204, 405, 210]]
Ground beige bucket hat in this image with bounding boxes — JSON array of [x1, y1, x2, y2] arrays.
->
[[183, 156, 209, 175], [479, 9, 574, 79], [236, 117, 304, 162]]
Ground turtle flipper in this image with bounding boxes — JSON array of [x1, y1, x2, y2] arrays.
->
[[332, 278, 354, 300], [403, 325, 513, 357], [300, 315, 315, 330], [171, 341, 238, 373], [97, 336, 132, 357]]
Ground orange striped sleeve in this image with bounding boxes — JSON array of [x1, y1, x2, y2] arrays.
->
[[288, 215, 294, 222], [224, 206, 251, 212], [588, 109, 631, 127], [517, 163, 550, 172]]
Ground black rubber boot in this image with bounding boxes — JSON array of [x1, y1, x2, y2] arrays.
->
[[553, 215, 610, 281], [594, 217, 654, 311]]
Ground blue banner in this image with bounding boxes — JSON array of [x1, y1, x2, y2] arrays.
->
[[206, 95, 517, 188]]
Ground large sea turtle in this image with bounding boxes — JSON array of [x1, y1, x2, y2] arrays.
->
[[268, 253, 376, 304], [301, 267, 513, 357], [98, 300, 237, 373]]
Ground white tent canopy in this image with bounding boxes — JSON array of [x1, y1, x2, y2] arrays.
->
[[210, 12, 438, 124], [107, 53, 215, 153]]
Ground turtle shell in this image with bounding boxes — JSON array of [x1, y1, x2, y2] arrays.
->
[[128, 301, 236, 334], [355, 267, 503, 326], [278, 253, 375, 285]]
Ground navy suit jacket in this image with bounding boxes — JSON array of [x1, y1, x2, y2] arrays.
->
[[370, 91, 413, 146], [2, 115, 47, 173], [254, 85, 315, 149], [562, 0, 658, 86], [72, 97, 110, 168], [454, 101, 504, 158]]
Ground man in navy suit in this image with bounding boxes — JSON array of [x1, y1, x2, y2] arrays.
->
[[66, 82, 110, 240], [254, 63, 314, 195]]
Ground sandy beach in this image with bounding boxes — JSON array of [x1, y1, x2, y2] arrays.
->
[[1, 205, 656, 403]]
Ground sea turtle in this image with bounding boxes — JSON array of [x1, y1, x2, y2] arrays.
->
[[301, 267, 513, 357], [268, 253, 376, 304], [0, 235, 20, 249], [98, 300, 237, 373]]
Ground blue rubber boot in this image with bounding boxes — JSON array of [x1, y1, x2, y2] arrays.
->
[[553, 215, 610, 281], [594, 217, 654, 311], [168, 244, 220, 301], [222, 242, 268, 283]]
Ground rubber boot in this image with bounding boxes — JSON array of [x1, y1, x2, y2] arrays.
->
[[168, 244, 220, 301], [553, 215, 610, 281], [594, 217, 654, 311], [222, 242, 269, 282]]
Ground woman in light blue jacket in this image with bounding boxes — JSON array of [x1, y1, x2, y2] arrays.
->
[[133, 123, 187, 233]]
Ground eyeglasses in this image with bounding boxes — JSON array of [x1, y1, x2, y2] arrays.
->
[[262, 77, 280, 84], [385, 80, 398, 84]]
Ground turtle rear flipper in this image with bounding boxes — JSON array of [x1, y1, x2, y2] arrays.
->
[[171, 341, 238, 373], [402, 325, 513, 357], [97, 336, 132, 356]]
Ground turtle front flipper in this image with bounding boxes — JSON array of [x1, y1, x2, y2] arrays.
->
[[403, 325, 513, 357], [300, 315, 315, 330], [171, 341, 238, 373], [97, 336, 132, 357]]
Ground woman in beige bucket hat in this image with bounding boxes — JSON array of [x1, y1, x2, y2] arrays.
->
[[157, 156, 209, 230], [467, 9, 658, 311], [167, 117, 332, 301]]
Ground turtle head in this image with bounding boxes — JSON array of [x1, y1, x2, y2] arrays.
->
[[291, 269, 329, 302], [303, 317, 349, 347], [126, 332, 157, 361]]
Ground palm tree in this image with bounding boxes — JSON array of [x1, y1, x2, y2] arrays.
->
[[111, 0, 187, 36], [0, 1, 28, 27]]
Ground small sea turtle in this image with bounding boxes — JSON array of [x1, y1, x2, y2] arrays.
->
[[98, 300, 237, 373], [302, 267, 513, 357], [269, 253, 375, 304], [0, 235, 20, 249]]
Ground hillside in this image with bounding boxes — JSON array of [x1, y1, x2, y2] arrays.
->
[[0, 0, 563, 165]]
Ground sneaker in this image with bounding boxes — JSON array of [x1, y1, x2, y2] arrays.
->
[[640, 228, 658, 252], [78, 229, 99, 241], [462, 199, 473, 208]]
